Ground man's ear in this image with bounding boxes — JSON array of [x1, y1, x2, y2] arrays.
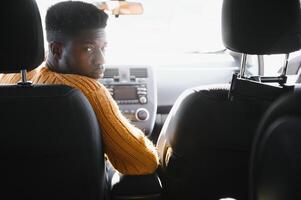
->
[[49, 42, 63, 60]]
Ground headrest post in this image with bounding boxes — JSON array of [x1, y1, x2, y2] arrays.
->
[[281, 53, 290, 76], [258, 55, 264, 76], [240, 54, 247, 78], [21, 69, 27, 83], [18, 69, 32, 86]]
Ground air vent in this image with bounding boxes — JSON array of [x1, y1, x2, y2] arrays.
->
[[103, 68, 119, 78], [130, 68, 148, 78]]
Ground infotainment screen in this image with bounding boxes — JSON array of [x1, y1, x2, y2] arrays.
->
[[113, 86, 137, 100]]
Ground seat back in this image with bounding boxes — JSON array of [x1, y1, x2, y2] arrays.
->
[[0, 1, 105, 199], [157, 85, 270, 200], [250, 89, 301, 200], [0, 85, 105, 200]]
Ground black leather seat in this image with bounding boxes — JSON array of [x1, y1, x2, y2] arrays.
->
[[0, 1, 105, 199], [250, 89, 301, 200], [156, 0, 301, 199], [157, 85, 272, 200]]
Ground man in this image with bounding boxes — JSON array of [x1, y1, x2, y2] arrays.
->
[[0, 1, 158, 175]]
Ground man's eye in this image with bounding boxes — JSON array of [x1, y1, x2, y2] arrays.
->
[[86, 47, 93, 52]]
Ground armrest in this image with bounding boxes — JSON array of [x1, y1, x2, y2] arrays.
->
[[111, 172, 162, 200]]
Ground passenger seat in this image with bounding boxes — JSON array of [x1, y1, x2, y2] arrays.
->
[[156, 0, 301, 199]]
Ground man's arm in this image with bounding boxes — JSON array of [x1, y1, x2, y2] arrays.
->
[[35, 71, 159, 175], [82, 79, 159, 175]]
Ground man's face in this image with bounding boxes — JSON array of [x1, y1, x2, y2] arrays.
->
[[59, 28, 107, 79]]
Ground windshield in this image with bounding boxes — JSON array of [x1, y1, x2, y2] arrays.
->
[[37, 0, 224, 65], [106, 0, 223, 52]]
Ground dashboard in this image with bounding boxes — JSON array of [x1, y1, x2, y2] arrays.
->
[[100, 65, 157, 136], [101, 53, 239, 138]]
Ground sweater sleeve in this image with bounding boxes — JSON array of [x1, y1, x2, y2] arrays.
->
[[82, 82, 159, 175]]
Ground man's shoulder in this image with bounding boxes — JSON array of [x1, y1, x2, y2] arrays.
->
[[0, 68, 37, 84], [60, 73, 104, 93]]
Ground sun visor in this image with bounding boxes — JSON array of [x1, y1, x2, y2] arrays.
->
[[222, 0, 301, 54], [0, 0, 44, 73]]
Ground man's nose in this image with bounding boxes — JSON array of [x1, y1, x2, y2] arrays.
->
[[99, 64, 105, 71], [94, 48, 105, 64]]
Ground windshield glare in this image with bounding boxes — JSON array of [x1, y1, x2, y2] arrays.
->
[[37, 0, 223, 64], [106, 0, 223, 53]]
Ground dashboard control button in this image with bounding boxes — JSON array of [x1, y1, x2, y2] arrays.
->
[[135, 108, 149, 121], [137, 91, 147, 95], [139, 96, 147, 104], [137, 87, 147, 91], [138, 79, 147, 83]]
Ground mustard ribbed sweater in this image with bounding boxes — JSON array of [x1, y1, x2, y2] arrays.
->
[[0, 63, 159, 175]]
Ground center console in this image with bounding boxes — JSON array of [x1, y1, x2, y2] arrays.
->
[[100, 65, 157, 136], [110, 172, 162, 200]]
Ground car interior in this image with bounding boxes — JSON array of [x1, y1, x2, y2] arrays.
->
[[2, 0, 301, 200]]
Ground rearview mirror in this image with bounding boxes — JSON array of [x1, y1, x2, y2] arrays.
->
[[95, 1, 143, 16]]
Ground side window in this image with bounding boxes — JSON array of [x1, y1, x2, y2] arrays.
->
[[246, 54, 286, 77], [243, 54, 287, 77], [263, 54, 285, 76]]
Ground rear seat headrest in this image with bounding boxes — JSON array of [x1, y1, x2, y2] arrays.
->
[[0, 0, 44, 73], [222, 0, 301, 54]]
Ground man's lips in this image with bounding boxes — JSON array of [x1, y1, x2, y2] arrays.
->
[[91, 67, 105, 78]]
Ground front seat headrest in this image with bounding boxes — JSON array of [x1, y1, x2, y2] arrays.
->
[[222, 0, 301, 54], [0, 0, 44, 73]]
